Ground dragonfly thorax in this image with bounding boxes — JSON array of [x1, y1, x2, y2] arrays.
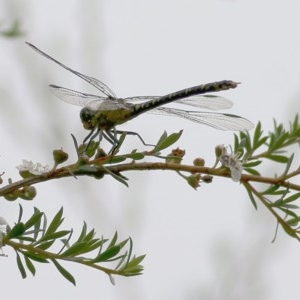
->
[[80, 106, 136, 131]]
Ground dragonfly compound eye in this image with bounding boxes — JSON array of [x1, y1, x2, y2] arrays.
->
[[80, 108, 96, 130]]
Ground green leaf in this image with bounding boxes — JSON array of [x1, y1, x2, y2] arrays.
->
[[281, 204, 299, 209], [123, 254, 145, 276], [108, 231, 118, 248], [93, 245, 121, 262], [16, 252, 27, 279], [24, 255, 36, 276], [84, 228, 95, 242], [281, 192, 300, 205], [126, 254, 146, 269], [44, 207, 64, 237], [125, 152, 145, 160], [51, 259, 76, 286], [111, 132, 127, 153], [58, 230, 74, 254], [239, 132, 251, 150], [253, 122, 262, 145], [7, 223, 26, 238], [267, 155, 289, 163], [33, 208, 42, 240], [108, 156, 127, 163], [244, 168, 261, 176], [24, 211, 43, 230], [269, 190, 288, 196], [61, 241, 88, 257], [271, 133, 289, 151], [243, 160, 262, 168], [279, 207, 298, 218], [123, 264, 144, 276], [262, 184, 280, 195], [244, 186, 257, 210], [17, 204, 24, 223], [15, 236, 35, 242], [155, 131, 168, 147], [281, 153, 294, 177], [40, 230, 71, 242], [153, 130, 183, 152], [286, 216, 300, 226], [24, 251, 49, 263], [37, 240, 55, 250], [82, 240, 104, 254], [102, 167, 129, 187], [85, 140, 100, 157], [77, 222, 87, 241], [233, 133, 239, 152], [280, 222, 297, 238]]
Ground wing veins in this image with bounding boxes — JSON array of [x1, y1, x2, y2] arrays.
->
[[26, 42, 117, 98]]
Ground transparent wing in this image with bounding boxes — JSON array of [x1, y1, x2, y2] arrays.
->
[[49, 85, 129, 111], [150, 107, 254, 131], [50, 85, 107, 109], [26, 42, 117, 98], [124, 94, 233, 110], [124, 96, 160, 103], [175, 95, 233, 110]]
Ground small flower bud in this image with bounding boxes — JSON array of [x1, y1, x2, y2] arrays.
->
[[202, 175, 213, 183], [186, 173, 201, 189], [53, 149, 69, 165], [215, 145, 223, 158], [77, 154, 90, 165], [4, 193, 18, 201], [166, 148, 185, 163], [94, 148, 108, 159], [172, 148, 185, 158], [193, 157, 205, 167], [19, 186, 37, 200], [18, 170, 33, 179]]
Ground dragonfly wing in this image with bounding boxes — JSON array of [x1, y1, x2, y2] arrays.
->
[[124, 95, 233, 110], [124, 96, 160, 104], [175, 95, 233, 110], [49, 85, 107, 108], [151, 107, 254, 131], [26, 42, 117, 98]]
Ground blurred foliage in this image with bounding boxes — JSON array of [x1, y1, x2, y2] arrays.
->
[[0, 19, 24, 38]]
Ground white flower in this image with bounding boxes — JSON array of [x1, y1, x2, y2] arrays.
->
[[16, 160, 50, 175], [0, 216, 8, 250], [219, 145, 243, 182]]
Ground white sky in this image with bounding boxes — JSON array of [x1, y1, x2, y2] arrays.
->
[[1, 1, 300, 299]]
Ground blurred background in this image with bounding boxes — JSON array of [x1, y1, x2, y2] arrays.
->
[[1, 0, 300, 299]]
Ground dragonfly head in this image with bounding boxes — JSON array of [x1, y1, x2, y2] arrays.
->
[[80, 108, 97, 130]]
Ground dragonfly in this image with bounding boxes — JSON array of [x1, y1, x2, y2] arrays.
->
[[26, 42, 253, 149]]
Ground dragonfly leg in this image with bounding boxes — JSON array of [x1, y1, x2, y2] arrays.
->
[[114, 130, 154, 147], [82, 128, 101, 154], [103, 130, 120, 154], [83, 128, 97, 144]]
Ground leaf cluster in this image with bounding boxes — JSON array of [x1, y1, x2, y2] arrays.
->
[[3, 205, 145, 285], [233, 116, 300, 241]]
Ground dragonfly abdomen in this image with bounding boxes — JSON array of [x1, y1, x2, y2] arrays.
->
[[131, 80, 239, 117]]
